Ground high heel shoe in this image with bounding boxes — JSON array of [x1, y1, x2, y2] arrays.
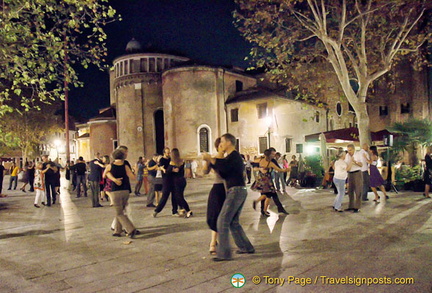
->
[[261, 210, 270, 217], [209, 244, 217, 255], [185, 211, 193, 218]]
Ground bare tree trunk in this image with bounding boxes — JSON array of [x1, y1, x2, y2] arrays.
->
[[356, 103, 372, 146]]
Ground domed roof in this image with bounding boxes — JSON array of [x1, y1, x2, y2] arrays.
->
[[125, 38, 142, 53]]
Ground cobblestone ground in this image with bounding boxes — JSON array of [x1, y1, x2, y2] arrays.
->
[[0, 174, 431, 293]]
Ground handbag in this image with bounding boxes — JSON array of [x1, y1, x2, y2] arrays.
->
[[17, 171, 24, 181]]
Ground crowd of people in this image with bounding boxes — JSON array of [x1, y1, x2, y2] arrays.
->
[[3, 135, 432, 261]]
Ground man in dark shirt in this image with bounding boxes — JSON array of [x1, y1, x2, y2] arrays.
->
[[88, 153, 103, 208], [146, 154, 158, 207], [204, 133, 255, 261], [42, 155, 58, 206], [73, 156, 88, 198]]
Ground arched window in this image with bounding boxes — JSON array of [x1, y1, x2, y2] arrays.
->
[[199, 128, 209, 153]]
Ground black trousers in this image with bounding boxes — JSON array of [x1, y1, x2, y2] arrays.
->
[[261, 192, 286, 213], [28, 176, 34, 191], [45, 181, 56, 206], [0, 176, 3, 194], [173, 177, 190, 212], [154, 177, 178, 214]]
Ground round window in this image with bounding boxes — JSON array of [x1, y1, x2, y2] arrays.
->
[[336, 102, 342, 116]]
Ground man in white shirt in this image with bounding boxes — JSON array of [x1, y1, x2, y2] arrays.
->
[[359, 143, 370, 201], [345, 144, 363, 212]]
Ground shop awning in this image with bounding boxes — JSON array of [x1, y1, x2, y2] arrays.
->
[[305, 127, 394, 143]]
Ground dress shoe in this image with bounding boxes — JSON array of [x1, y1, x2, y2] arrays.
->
[[112, 233, 122, 237], [153, 211, 158, 218], [353, 209, 359, 213], [128, 229, 138, 239], [95, 204, 103, 207], [278, 210, 289, 215], [236, 249, 255, 254], [185, 211, 193, 218], [146, 203, 156, 207], [363, 198, 369, 201], [344, 208, 354, 211], [34, 204, 40, 208], [212, 257, 232, 262]]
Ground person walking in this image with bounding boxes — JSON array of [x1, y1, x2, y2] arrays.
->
[[145, 154, 159, 207], [168, 148, 193, 218], [203, 137, 226, 255], [19, 161, 30, 192], [88, 153, 103, 208], [0, 159, 5, 196], [366, 146, 389, 202], [333, 151, 351, 212], [190, 159, 198, 179], [203, 133, 255, 261], [153, 147, 179, 217], [105, 148, 138, 238], [360, 143, 370, 201], [251, 149, 289, 216], [423, 146, 432, 198], [345, 144, 363, 213], [287, 155, 299, 187], [41, 155, 58, 206], [27, 161, 35, 192], [74, 157, 87, 198], [33, 162, 46, 208], [8, 162, 19, 190], [134, 157, 145, 196]]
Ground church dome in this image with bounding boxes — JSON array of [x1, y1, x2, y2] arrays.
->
[[125, 38, 142, 53]]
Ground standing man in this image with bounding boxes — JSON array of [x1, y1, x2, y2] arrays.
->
[[7, 161, 19, 190], [345, 144, 363, 213], [146, 154, 158, 207], [359, 143, 370, 201], [274, 152, 286, 192], [0, 159, 5, 196], [204, 133, 255, 261], [88, 153, 103, 208], [74, 156, 88, 198], [41, 155, 58, 206]]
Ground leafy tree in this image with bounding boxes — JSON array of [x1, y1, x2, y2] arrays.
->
[[0, 101, 63, 160], [235, 0, 431, 145], [0, 0, 119, 114], [390, 118, 432, 166]]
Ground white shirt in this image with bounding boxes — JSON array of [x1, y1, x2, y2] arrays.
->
[[345, 151, 362, 172], [334, 159, 348, 180], [358, 149, 369, 172]]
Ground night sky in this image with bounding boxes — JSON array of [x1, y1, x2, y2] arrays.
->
[[69, 0, 251, 119]]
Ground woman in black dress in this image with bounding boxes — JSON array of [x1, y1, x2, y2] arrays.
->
[[203, 138, 226, 255], [168, 148, 192, 218]]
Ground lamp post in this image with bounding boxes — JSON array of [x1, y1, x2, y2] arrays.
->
[[265, 116, 272, 148]]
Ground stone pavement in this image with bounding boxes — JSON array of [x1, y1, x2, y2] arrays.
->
[[0, 174, 431, 293]]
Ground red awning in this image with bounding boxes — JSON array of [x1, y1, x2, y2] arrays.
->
[[305, 127, 394, 143]]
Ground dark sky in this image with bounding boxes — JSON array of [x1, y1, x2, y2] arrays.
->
[[69, 0, 251, 119]]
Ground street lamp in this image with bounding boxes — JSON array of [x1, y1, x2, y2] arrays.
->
[[265, 116, 272, 148]]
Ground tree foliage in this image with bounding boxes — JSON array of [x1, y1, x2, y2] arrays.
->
[[0, 0, 119, 114], [390, 118, 432, 165], [0, 100, 63, 159], [234, 0, 431, 144]]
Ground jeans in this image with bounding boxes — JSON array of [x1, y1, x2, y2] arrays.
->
[[274, 172, 286, 191], [76, 174, 87, 197], [333, 178, 346, 210], [89, 181, 100, 207], [45, 181, 56, 206], [217, 186, 254, 259], [8, 176, 17, 190]]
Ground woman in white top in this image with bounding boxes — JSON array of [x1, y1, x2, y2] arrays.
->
[[333, 151, 352, 212]]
